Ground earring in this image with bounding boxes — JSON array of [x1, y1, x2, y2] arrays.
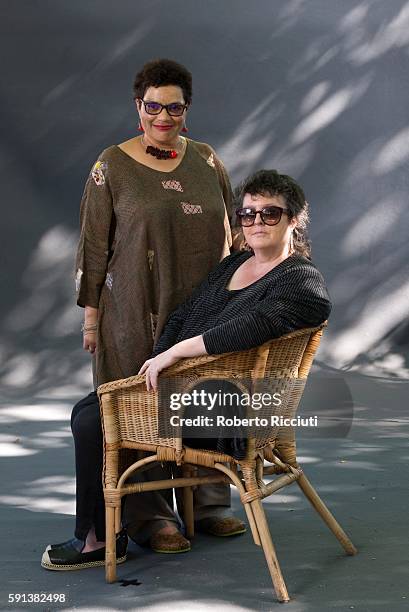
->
[[182, 122, 188, 133], [137, 120, 144, 132], [289, 232, 294, 253]]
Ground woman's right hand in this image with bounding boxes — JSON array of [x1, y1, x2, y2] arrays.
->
[[83, 331, 97, 354], [83, 305, 98, 354]]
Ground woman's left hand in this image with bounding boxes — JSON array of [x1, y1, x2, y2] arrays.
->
[[138, 348, 180, 392]]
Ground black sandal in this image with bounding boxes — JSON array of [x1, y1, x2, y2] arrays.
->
[[41, 530, 127, 571]]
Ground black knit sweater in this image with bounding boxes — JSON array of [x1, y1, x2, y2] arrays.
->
[[152, 250, 331, 358]]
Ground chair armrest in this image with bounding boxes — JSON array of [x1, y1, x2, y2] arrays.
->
[[97, 353, 227, 397], [97, 322, 327, 397]]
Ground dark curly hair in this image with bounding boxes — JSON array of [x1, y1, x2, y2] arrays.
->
[[133, 58, 192, 104], [234, 169, 311, 258]]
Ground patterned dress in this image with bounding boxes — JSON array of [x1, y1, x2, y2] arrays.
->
[[75, 139, 232, 386]]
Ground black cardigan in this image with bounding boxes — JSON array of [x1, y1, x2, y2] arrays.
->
[[152, 250, 332, 358]]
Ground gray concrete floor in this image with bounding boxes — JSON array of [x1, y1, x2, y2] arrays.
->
[[0, 371, 408, 611]]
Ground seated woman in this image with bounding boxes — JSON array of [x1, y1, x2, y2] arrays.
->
[[41, 169, 331, 571], [140, 169, 330, 389]]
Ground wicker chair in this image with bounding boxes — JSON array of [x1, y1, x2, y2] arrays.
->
[[97, 324, 357, 602]]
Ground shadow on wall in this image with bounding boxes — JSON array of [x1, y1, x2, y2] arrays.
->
[[0, 226, 93, 401], [213, 1, 409, 377], [1, 0, 409, 399]]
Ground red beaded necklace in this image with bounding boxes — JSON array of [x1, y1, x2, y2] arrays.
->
[[142, 136, 184, 160]]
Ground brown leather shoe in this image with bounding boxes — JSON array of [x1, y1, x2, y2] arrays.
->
[[149, 531, 191, 553], [195, 516, 247, 537]]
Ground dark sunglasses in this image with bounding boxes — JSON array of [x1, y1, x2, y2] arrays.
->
[[139, 99, 187, 117], [236, 206, 289, 227]]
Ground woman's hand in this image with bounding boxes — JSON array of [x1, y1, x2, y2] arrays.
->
[[138, 348, 180, 392], [139, 336, 207, 391], [83, 305, 98, 354], [83, 331, 97, 354]]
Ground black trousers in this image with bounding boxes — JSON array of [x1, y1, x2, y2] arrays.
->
[[70, 391, 106, 541], [70, 391, 181, 543]]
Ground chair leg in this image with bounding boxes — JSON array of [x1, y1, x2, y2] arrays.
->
[[105, 505, 117, 583], [115, 507, 121, 533], [243, 501, 261, 546], [181, 465, 195, 538], [250, 499, 290, 603], [296, 472, 357, 555], [213, 461, 261, 545]]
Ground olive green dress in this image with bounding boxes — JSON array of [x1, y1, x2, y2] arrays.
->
[[75, 139, 232, 386]]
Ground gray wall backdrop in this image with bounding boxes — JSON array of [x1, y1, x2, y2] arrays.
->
[[1, 0, 408, 400]]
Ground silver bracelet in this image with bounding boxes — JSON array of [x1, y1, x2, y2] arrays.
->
[[81, 322, 97, 333]]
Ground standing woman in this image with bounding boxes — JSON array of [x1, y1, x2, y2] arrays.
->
[[42, 59, 243, 571], [77, 58, 232, 385]]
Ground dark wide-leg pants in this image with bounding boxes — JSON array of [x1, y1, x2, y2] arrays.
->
[[70, 392, 231, 543]]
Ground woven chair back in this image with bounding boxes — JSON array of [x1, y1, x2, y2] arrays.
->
[[98, 325, 325, 458]]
